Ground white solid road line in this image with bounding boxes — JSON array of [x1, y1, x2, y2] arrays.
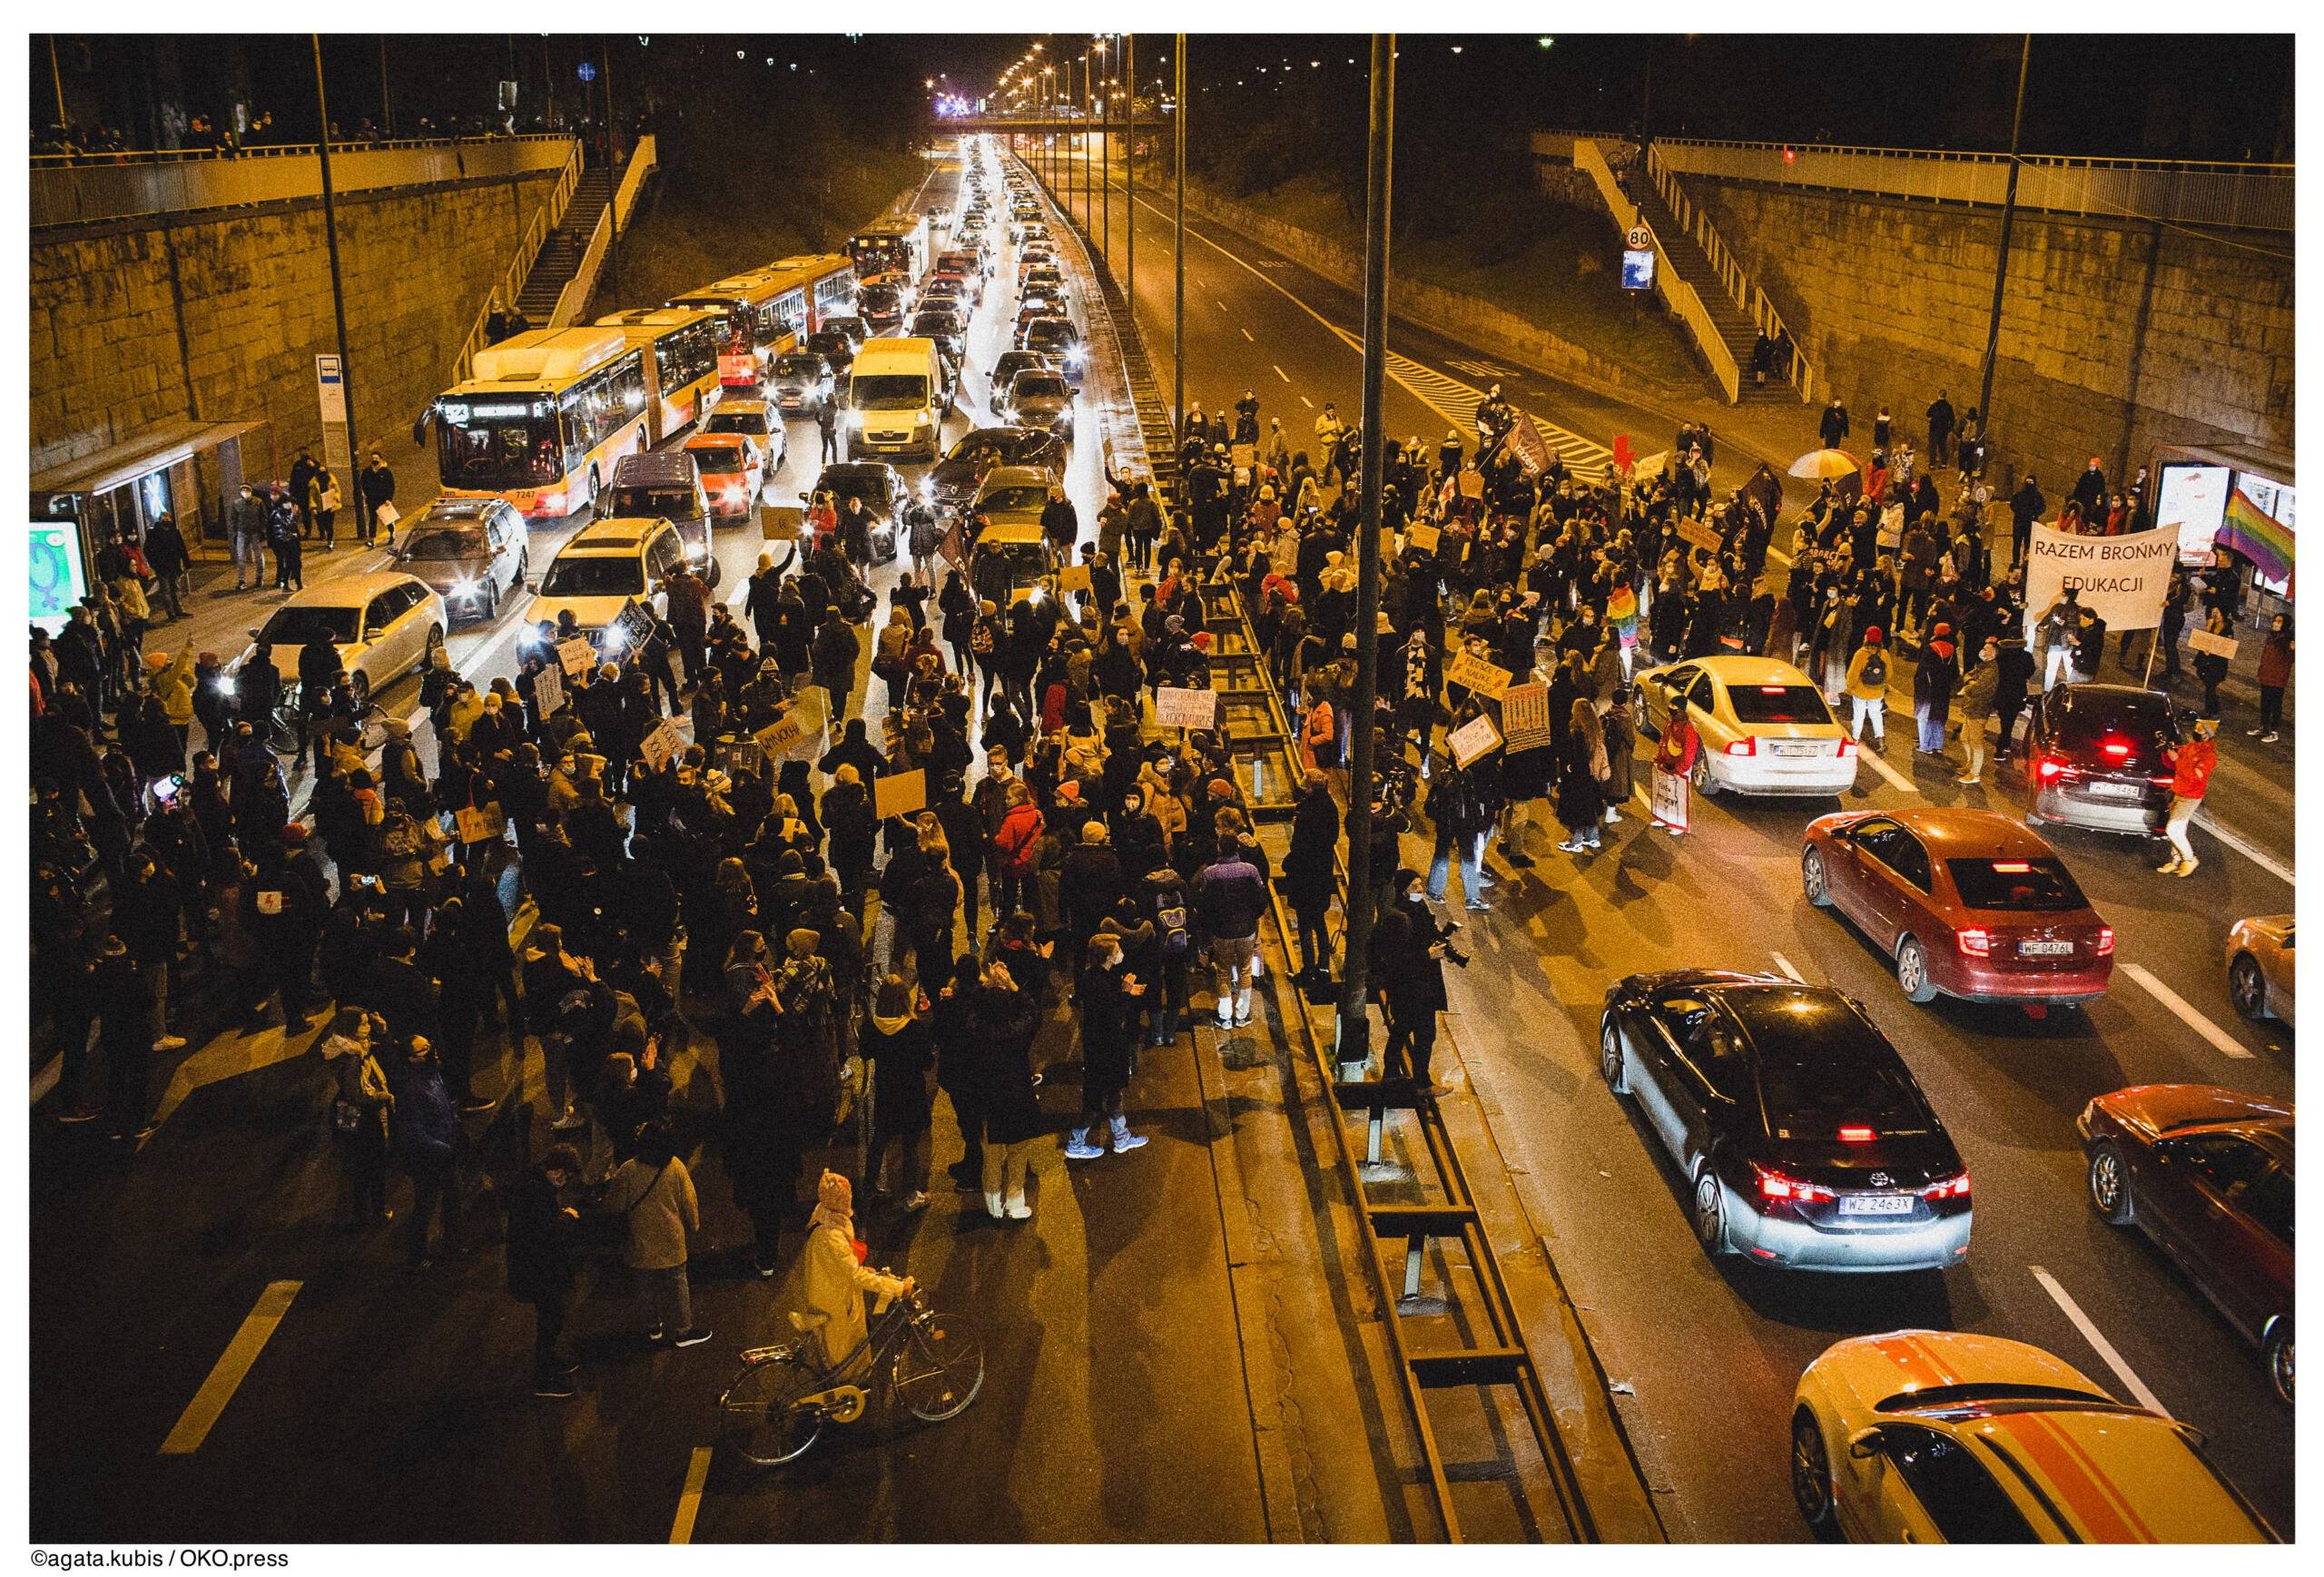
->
[[1856, 743, 1920, 795], [1769, 952, 1807, 983], [2192, 809, 2294, 886], [159, 1279, 302, 1454], [2121, 962, 2253, 1059], [668, 1444, 714, 1543], [1273, 363, 1290, 382], [2030, 1266, 2171, 1417]]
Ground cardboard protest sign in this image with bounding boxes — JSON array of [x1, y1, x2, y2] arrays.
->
[[751, 689, 827, 761], [1156, 685, 1220, 731], [2187, 628, 2240, 660], [1444, 649, 1513, 701], [556, 638, 596, 678], [532, 663, 565, 716], [760, 504, 804, 540], [639, 718, 685, 772], [1650, 765, 1690, 833], [1499, 682, 1553, 752], [1674, 516, 1723, 553], [1456, 470, 1484, 500], [1447, 712, 1502, 768], [2023, 522, 2181, 634], [874, 768, 928, 822], [1406, 522, 1443, 554], [1230, 442, 1256, 472], [1059, 563, 1092, 594]]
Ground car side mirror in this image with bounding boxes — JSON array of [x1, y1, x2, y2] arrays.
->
[[1846, 1426, 1885, 1461], [364, 623, 385, 641]]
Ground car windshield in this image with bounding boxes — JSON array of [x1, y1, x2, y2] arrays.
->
[[401, 527, 487, 560], [1946, 857, 2087, 911], [912, 316, 958, 337], [978, 486, 1049, 515], [853, 375, 929, 411], [827, 478, 893, 509], [807, 335, 850, 359], [773, 356, 823, 379], [861, 286, 902, 312], [1728, 683, 1833, 725], [540, 555, 643, 597], [946, 432, 1008, 462], [706, 410, 769, 436], [436, 402, 560, 487], [690, 444, 749, 474], [1027, 323, 1073, 350], [1013, 375, 1069, 400], [258, 606, 359, 645]]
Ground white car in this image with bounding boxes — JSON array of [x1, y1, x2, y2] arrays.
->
[[238, 572, 447, 707], [520, 517, 684, 654], [1635, 655, 1859, 797]]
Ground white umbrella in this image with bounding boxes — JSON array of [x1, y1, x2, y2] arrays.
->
[[1788, 447, 1863, 480]]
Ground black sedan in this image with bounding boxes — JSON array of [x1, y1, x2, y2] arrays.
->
[[2022, 683, 2181, 837], [925, 426, 1068, 517], [811, 461, 905, 565], [805, 330, 857, 380], [1599, 972, 1974, 1273]]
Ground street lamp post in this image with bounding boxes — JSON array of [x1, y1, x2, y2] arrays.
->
[[310, 34, 361, 490], [1974, 34, 2032, 482], [1173, 35, 1186, 436], [1124, 34, 1136, 307], [1100, 68, 1111, 265], [1336, 33, 1394, 1079]]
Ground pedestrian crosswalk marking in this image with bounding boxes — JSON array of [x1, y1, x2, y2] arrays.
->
[[1328, 326, 1613, 480], [1448, 358, 1514, 379]]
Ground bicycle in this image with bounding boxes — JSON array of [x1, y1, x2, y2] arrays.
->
[[718, 1283, 984, 1466]]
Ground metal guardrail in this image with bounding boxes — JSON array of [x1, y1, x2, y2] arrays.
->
[[549, 135, 659, 328], [1571, 133, 2294, 233], [448, 143, 585, 387], [31, 133, 579, 228], [1573, 138, 1739, 403], [1020, 141, 1611, 1543], [1646, 145, 1816, 404]]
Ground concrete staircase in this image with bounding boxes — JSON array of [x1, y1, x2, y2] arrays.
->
[[1626, 174, 1792, 408], [516, 163, 616, 321]]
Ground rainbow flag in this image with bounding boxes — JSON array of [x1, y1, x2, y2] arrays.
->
[[2220, 486, 2293, 587]]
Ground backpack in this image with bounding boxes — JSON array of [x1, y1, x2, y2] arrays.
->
[[1154, 889, 1192, 958], [1860, 650, 1888, 688]]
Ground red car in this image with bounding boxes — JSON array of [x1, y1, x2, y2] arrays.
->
[[1801, 808, 2113, 1009], [2078, 1084, 2293, 1405]]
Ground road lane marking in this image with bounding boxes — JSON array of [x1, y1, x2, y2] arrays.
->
[[2192, 809, 2293, 885], [2030, 1267, 2171, 1416], [668, 1444, 714, 1542], [1216, 298, 1229, 311], [1856, 744, 1920, 794], [1299, 395, 1314, 409], [1241, 327, 1255, 341], [1769, 952, 1806, 982], [2121, 963, 2252, 1059], [1273, 363, 1290, 382], [160, 1280, 302, 1454]]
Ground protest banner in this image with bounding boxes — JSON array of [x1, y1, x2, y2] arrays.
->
[[1507, 413, 1554, 479], [751, 688, 827, 761], [639, 718, 684, 772], [1650, 766, 1690, 833], [556, 637, 596, 679], [874, 768, 928, 822], [1447, 712, 1502, 768], [1500, 682, 1552, 752], [2023, 521, 2181, 634], [1444, 649, 1513, 701], [938, 521, 969, 575], [1156, 685, 1220, 731]]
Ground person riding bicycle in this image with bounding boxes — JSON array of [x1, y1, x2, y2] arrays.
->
[[796, 1169, 913, 1375]]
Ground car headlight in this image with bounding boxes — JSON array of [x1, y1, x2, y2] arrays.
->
[[1066, 349, 1086, 367], [598, 626, 629, 655], [450, 576, 481, 602], [211, 675, 236, 695]]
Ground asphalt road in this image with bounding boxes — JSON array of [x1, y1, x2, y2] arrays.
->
[[30, 148, 1273, 1546], [1052, 140, 2298, 1539]]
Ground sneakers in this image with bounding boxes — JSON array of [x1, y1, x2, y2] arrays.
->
[[1955, 774, 1981, 785], [1109, 1116, 1148, 1152], [533, 1377, 578, 1399], [902, 1190, 929, 1212], [55, 1107, 99, 1125], [152, 1034, 188, 1052], [1603, 807, 1621, 824], [551, 1107, 586, 1130], [1214, 1012, 1234, 1030], [1065, 1129, 1103, 1161], [2262, 730, 2280, 744], [1004, 1191, 1031, 1220], [2247, 725, 2264, 736], [673, 1327, 714, 1348], [645, 1325, 668, 1345], [1232, 1007, 1252, 1028], [2157, 856, 2184, 875], [1556, 839, 1588, 853], [2176, 856, 2200, 878], [1464, 898, 1492, 912], [985, 1191, 1006, 1219]]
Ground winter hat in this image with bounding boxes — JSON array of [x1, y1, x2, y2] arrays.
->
[[1080, 821, 1108, 843], [144, 651, 171, 671], [1863, 627, 1884, 646], [873, 974, 911, 1019], [816, 1168, 853, 1217], [786, 927, 822, 957], [280, 823, 309, 846], [1164, 615, 1186, 634]]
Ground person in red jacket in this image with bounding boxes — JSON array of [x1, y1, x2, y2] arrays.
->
[[2158, 715, 2219, 877], [1651, 707, 1700, 835]]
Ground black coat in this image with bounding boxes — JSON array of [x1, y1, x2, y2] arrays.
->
[[504, 1168, 578, 1303], [1282, 789, 1340, 910], [966, 981, 1044, 1144], [1078, 966, 1137, 1097], [1370, 901, 1447, 1017]]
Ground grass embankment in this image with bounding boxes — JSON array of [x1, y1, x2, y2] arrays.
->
[[592, 133, 929, 316]]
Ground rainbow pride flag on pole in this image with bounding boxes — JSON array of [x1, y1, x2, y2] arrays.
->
[[2220, 485, 2293, 588]]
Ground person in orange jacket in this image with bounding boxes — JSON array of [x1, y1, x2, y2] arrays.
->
[[2157, 715, 2219, 877]]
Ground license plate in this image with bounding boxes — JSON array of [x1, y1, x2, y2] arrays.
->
[[1773, 741, 1827, 758], [2085, 780, 2143, 800], [2019, 939, 2074, 957], [1838, 1194, 1915, 1216]]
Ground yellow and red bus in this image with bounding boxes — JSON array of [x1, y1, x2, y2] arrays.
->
[[763, 251, 859, 333], [669, 254, 857, 389], [432, 327, 649, 520], [594, 305, 724, 445]]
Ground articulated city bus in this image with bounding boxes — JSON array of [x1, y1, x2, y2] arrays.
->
[[668, 270, 805, 389], [762, 252, 859, 334], [844, 212, 931, 284], [594, 306, 724, 445], [433, 328, 650, 520]]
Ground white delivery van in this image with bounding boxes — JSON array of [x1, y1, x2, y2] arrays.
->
[[847, 336, 946, 463]]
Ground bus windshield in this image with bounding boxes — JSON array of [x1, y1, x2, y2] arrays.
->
[[437, 402, 561, 488], [853, 375, 929, 411]]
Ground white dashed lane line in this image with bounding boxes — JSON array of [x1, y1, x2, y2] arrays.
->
[[1299, 395, 1314, 409], [1241, 327, 1255, 341], [2031, 1266, 2171, 1416], [1769, 952, 1807, 983], [1855, 743, 1921, 796], [2121, 962, 2254, 1059], [1273, 364, 1290, 382]]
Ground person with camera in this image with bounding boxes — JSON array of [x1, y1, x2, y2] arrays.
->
[[1370, 869, 1461, 1096]]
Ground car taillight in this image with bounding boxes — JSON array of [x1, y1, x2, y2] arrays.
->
[[2095, 927, 2115, 956], [1921, 1173, 1972, 1200], [1727, 737, 1757, 756], [1837, 1125, 1877, 1143], [1957, 928, 1991, 957], [1837, 738, 1857, 758], [2036, 755, 2068, 782], [2101, 739, 2131, 760], [1755, 1164, 1835, 1203]]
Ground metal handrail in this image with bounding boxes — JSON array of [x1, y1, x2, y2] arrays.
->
[[1640, 133, 2290, 174], [548, 135, 659, 328], [1574, 138, 1739, 403], [1646, 143, 1816, 404], [449, 143, 584, 386], [29, 131, 573, 166]]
